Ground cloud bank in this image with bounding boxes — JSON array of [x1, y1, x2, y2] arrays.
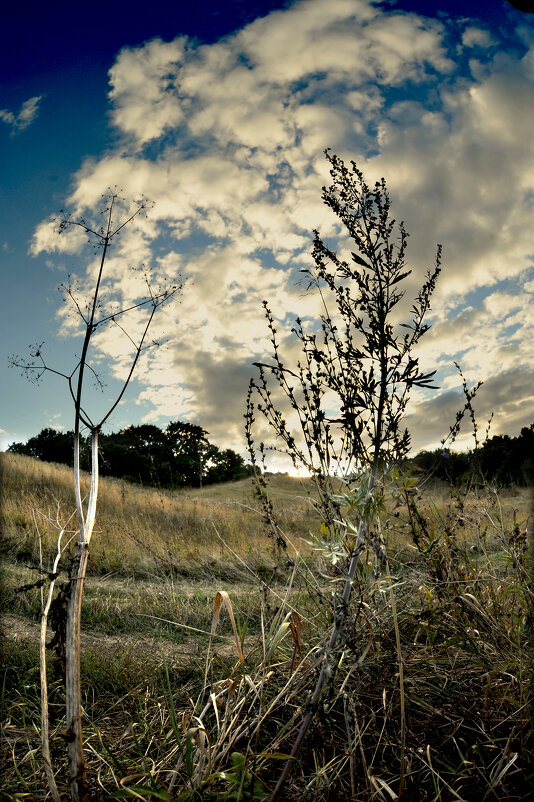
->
[[32, 0, 534, 463]]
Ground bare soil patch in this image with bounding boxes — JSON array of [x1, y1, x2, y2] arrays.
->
[[1, 611, 233, 662]]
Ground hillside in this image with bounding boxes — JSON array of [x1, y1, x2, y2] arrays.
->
[[0, 451, 320, 578], [1, 451, 533, 800]]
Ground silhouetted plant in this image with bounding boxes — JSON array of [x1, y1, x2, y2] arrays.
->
[[246, 150, 443, 799]]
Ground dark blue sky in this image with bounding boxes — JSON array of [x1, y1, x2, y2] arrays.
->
[[1, 2, 292, 80], [2, 2, 525, 83]]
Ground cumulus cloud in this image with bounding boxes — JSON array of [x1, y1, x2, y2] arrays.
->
[[108, 38, 188, 145], [360, 62, 534, 300], [32, 0, 534, 459], [461, 27, 496, 49], [0, 95, 44, 135]]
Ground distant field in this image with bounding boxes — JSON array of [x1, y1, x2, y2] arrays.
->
[[2, 452, 529, 577]]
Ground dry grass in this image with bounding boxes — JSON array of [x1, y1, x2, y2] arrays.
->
[[0, 452, 319, 578], [1, 453, 532, 801]]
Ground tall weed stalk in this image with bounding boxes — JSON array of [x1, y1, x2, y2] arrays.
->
[[247, 150, 442, 798]]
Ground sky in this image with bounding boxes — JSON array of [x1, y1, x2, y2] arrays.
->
[[1, 0, 533, 470]]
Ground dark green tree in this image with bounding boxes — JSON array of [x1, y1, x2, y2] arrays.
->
[[100, 424, 172, 485], [165, 421, 211, 487], [205, 447, 252, 484], [8, 427, 77, 466], [8, 421, 252, 489]]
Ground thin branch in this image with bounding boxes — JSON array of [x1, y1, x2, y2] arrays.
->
[[97, 304, 157, 428], [12, 190, 181, 802], [93, 286, 179, 329]]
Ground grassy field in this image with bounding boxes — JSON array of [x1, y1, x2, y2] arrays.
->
[[1, 452, 323, 578], [1, 452, 533, 801]]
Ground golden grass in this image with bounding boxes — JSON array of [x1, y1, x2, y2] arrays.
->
[[2, 452, 530, 578], [385, 477, 531, 553], [0, 452, 323, 579], [1, 451, 532, 801]]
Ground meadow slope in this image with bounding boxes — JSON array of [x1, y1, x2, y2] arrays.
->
[[1, 452, 533, 801]]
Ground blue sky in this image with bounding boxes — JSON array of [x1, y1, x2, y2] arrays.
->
[[1, 0, 533, 467]]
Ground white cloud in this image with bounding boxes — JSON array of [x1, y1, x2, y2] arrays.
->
[[406, 366, 534, 454], [31, 216, 87, 255], [360, 52, 534, 301], [47, 414, 65, 432], [0, 95, 44, 135], [461, 27, 495, 49], [109, 38, 187, 145], [33, 0, 534, 457]]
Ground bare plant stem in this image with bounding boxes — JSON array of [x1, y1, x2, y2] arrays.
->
[[66, 430, 99, 802], [385, 558, 406, 796], [527, 484, 534, 730], [36, 508, 64, 802], [11, 192, 180, 800]]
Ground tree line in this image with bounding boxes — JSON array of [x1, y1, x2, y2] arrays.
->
[[8, 421, 253, 488], [8, 421, 534, 489], [409, 423, 534, 486]]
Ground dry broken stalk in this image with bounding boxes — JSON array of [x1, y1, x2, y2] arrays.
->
[[36, 504, 76, 802]]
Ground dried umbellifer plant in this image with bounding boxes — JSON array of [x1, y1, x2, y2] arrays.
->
[[10, 191, 180, 802]]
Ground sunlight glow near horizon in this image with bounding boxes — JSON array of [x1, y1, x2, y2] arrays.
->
[[286, 466, 312, 478]]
